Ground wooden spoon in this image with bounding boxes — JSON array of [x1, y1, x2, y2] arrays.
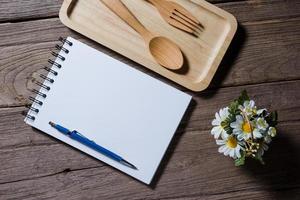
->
[[101, 0, 183, 70]]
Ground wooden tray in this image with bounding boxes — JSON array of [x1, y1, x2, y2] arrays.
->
[[59, 0, 237, 91]]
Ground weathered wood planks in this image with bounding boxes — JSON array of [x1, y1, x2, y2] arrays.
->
[[1, 0, 299, 23], [0, 16, 299, 106], [0, 0, 243, 22], [0, 80, 299, 185], [0, 0, 300, 199], [1, 0, 299, 47], [1, 80, 299, 151], [0, 0, 63, 22], [0, 101, 299, 199], [220, 0, 300, 22]]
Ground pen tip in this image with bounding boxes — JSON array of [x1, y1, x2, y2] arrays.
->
[[49, 121, 55, 127], [120, 159, 138, 170]]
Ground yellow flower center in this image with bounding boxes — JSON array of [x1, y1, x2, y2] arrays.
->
[[226, 136, 238, 148], [242, 122, 252, 134]]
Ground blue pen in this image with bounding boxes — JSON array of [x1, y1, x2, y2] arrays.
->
[[49, 122, 137, 170]]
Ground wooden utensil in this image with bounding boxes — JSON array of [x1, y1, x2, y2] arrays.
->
[[146, 0, 203, 36], [101, 0, 183, 70], [60, 0, 237, 91]]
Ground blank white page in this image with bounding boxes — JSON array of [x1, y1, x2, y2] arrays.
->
[[25, 37, 191, 184]]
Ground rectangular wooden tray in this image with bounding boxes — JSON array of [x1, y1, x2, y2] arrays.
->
[[59, 0, 237, 91]]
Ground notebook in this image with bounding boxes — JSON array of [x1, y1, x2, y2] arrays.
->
[[25, 37, 192, 184]]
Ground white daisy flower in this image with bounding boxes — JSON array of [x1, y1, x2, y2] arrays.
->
[[211, 107, 230, 139], [231, 115, 262, 141], [250, 117, 269, 139], [239, 100, 256, 115], [253, 128, 263, 139], [216, 135, 244, 159], [256, 117, 269, 131], [268, 127, 277, 137]]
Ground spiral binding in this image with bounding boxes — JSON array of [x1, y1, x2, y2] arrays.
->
[[24, 37, 73, 121]]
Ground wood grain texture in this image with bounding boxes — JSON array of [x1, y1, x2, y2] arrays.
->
[[0, 0, 300, 199], [0, 0, 298, 24], [1, 80, 299, 151], [0, 0, 247, 22], [0, 16, 299, 106], [101, 0, 184, 70], [0, 0, 63, 22], [146, 0, 203, 34], [0, 0, 298, 46], [217, 0, 300, 22], [59, 0, 237, 91], [0, 81, 300, 199]]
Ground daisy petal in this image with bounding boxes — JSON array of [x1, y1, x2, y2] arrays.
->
[[224, 148, 230, 156], [211, 127, 223, 139], [257, 109, 266, 115], [211, 126, 220, 135], [218, 145, 226, 153], [235, 148, 241, 158], [249, 100, 255, 107], [216, 140, 225, 145], [212, 119, 219, 126], [236, 115, 243, 122], [219, 108, 224, 118], [220, 108, 229, 121], [221, 130, 229, 139], [230, 122, 238, 129], [215, 112, 221, 123], [237, 134, 244, 141], [254, 131, 262, 139], [229, 149, 234, 158]]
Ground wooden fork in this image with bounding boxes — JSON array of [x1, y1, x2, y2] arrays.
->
[[146, 0, 204, 36]]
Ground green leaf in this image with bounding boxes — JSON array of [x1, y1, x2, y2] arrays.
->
[[224, 126, 232, 135], [255, 154, 265, 165], [265, 111, 278, 127], [235, 151, 246, 166], [229, 101, 239, 115], [228, 90, 250, 116], [237, 90, 250, 105]]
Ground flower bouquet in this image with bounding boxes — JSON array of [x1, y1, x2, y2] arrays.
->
[[211, 90, 278, 166]]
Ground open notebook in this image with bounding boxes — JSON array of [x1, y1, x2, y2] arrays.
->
[[25, 37, 191, 184]]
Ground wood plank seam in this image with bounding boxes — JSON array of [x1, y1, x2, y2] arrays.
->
[[0, 165, 104, 186], [0, 118, 299, 197], [0, 119, 297, 152], [0, 15, 59, 25], [243, 16, 300, 26], [0, 0, 299, 25], [0, 79, 299, 109], [0, 1, 299, 199], [1, 14, 298, 48], [0, 21, 65, 48], [0, 0, 249, 24], [183, 79, 300, 95], [201, 78, 300, 93]]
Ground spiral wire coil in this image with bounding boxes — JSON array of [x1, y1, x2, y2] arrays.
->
[[24, 37, 73, 121]]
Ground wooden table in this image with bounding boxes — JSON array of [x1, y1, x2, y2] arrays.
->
[[0, 0, 299, 199]]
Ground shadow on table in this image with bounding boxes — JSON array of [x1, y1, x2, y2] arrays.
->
[[150, 25, 247, 188], [198, 24, 247, 99], [241, 128, 300, 199], [149, 99, 197, 188]]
